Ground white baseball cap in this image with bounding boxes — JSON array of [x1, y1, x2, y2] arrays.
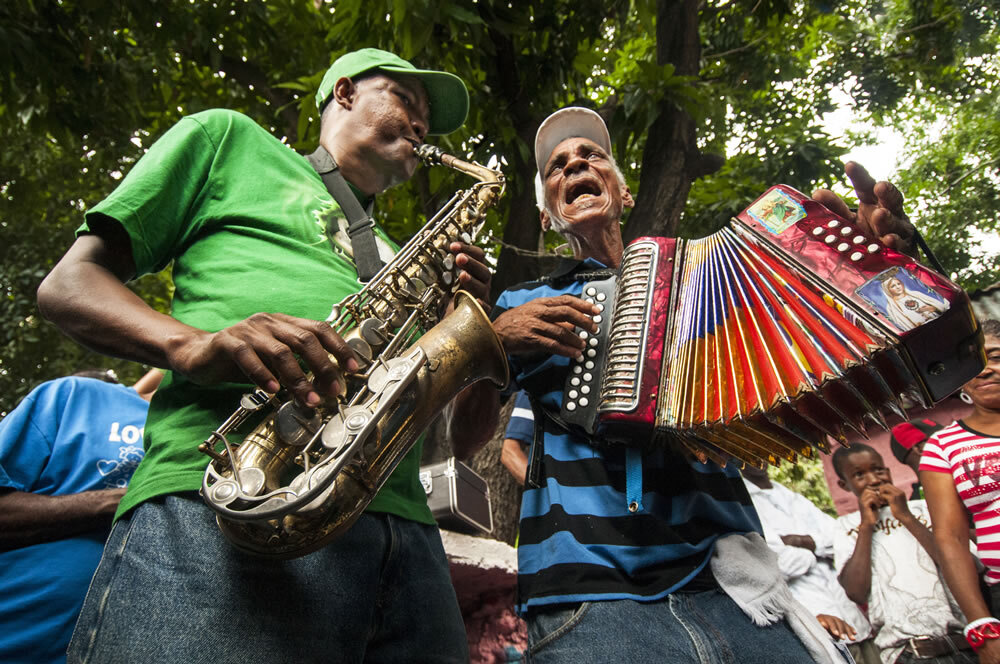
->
[[534, 107, 612, 175]]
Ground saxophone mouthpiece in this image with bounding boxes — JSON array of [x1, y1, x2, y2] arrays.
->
[[415, 143, 445, 165]]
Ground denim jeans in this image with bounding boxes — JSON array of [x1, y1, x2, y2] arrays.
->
[[525, 591, 819, 663], [67, 494, 467, 663]]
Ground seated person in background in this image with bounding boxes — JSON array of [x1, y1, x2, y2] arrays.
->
[[890, 419, 945, 500], [920, 319, 1000, 664], [500, 391, 533, 486], [742, 465, 878, 664], [0, 368, 161, 664], [833, 443, 972, 664]]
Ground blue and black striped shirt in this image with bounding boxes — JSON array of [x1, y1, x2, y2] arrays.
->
[[495, 257, 761, 614]]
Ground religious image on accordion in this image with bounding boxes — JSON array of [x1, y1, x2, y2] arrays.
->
[[560, 184, 987, 469]]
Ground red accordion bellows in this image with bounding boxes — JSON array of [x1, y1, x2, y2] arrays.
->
[[560, 185, 985, 467]]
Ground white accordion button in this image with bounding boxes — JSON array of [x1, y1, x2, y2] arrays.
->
[[853, 235, 866, 244], [596, 293, 607, 302], [586, 287, 597, 296], [596, 304, 605, 312], [812, 227, 824, 236], [568, 390, 579, 399], [573, 365, 582, 374], [585, 360, 595, 369], [579, 397, 589, 407], [589, 338, 598, 347], [867, 243, 880, 253], [581, 385, 591, 395], [593, 315, 603, 323], [566, 402, 577, 411], [580, 331, 589, 339], [837, 242, 849, 252], [571, 377, 581, 386], [587, 349, 597, 358], [824, 234, 836, 244], [840, 226, 853, 236], [827, 220, 840, 228], [583, 372, 593, 381], [850, 251, 863, 261]]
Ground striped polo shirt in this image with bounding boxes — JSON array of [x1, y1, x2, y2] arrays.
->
[[494, 258, 761, 614], [919, 421, 1000, 584]]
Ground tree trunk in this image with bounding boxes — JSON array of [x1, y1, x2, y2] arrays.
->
[[625, 0, 722, 242]]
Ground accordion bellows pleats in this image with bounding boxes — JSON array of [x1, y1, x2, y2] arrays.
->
[[561, 185, 985, 467]]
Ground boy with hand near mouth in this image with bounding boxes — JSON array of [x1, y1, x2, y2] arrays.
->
[[832, 443, 972, 664]]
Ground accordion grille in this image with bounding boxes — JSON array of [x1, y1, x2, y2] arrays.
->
[[598, 240, 658, 412]]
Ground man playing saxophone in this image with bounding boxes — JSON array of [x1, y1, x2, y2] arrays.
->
[[37, 48, 496, 663]]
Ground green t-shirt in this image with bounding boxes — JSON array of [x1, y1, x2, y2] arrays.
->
[[81, 109, 434, 525]]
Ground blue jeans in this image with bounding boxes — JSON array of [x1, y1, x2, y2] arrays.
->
[[525, 591, 818, 663], [67, 494, 467, 663]]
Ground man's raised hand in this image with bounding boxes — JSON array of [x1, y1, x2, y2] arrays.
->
[[813, 162, 918, 257]]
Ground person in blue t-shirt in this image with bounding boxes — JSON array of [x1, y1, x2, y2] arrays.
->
[[0, 369, 160, 664], [484, 107, 921, 663]]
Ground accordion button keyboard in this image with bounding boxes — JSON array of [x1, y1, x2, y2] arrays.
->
[[560, 273, 618, 432]]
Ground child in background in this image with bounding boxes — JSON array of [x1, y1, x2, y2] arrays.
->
[[833, 443, 972, 664]]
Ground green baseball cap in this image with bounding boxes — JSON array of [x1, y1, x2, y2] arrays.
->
[[315, 48, 469, 136]]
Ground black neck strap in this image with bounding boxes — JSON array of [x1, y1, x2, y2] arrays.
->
[[306, 146, 384, 283]]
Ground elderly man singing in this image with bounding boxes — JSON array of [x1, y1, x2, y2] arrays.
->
[[488, 107, 918, 663]]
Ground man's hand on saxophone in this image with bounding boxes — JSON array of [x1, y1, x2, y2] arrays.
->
[[447, 240, 493, 311], [165, 313, 361, 408]]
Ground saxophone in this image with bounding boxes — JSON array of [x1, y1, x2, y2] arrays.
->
[[199, 145, 509, 558]]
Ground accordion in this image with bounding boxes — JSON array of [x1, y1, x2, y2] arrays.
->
[[561, 184, 985, 467]]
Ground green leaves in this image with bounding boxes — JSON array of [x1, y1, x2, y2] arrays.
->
[[3, 0, 999, 418]]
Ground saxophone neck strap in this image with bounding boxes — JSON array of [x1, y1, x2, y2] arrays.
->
[[306, 145, 384, 283]]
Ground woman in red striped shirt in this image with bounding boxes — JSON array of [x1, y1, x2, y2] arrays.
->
[[922, 319, 1000, 663]]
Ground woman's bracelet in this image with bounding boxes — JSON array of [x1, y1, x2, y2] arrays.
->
[[965, 618, 1000, 651]]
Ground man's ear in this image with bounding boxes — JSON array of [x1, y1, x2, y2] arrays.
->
[[539, 208, 551, 232], [621, 184, 635, 209], [332, 76, 357, 110]]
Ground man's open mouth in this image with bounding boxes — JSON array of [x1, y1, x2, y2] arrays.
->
[[565, 180, 602, 204]]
